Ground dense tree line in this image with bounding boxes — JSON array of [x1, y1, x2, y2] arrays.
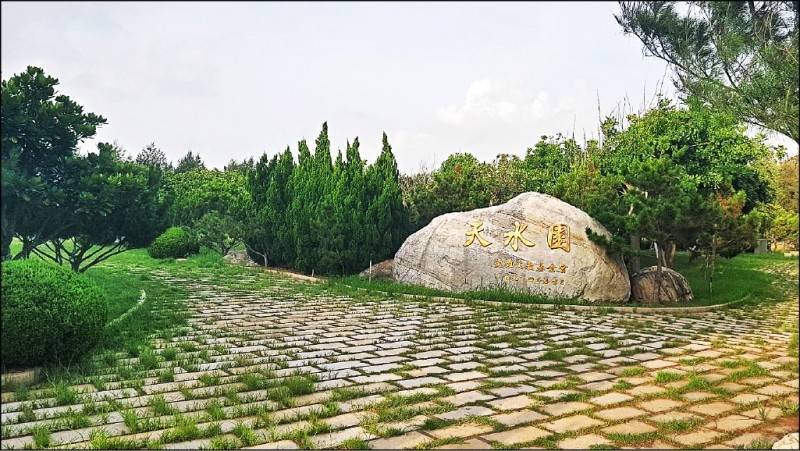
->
[[403, 100, 793, 274], [3, 66, 796, 279], [245, 123, 408, 275]]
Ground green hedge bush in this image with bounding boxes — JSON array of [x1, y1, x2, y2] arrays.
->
[[148, 227, 199, 259], [1, 259, 108, 366]]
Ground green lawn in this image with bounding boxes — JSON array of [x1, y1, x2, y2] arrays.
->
[[3, 238, 796, 381]]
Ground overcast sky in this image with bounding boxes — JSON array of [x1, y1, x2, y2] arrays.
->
[[2, 1, 796, 172]]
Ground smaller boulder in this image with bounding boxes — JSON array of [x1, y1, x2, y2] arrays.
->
[[359, 259, 394, 280], [630, 266, 693, 304], [224, 250, 259, 267]]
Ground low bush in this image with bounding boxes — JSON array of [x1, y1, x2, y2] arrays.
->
[[1, 259, 108, 366], [148, 227, 199, 259]]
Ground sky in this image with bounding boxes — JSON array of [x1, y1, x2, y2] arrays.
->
[[2, 1, 796, 172]]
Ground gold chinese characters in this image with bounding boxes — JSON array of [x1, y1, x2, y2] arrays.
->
[[493, 258, 568, 273], [464, 220, 572, 254], [502, 221, 534, 251], [464, 221, 491, 247], [547, 224, 571, 252]]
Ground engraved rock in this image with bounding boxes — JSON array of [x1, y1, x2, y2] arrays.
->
[[630, 266, 693, 304], [392, 192, 630, 302]]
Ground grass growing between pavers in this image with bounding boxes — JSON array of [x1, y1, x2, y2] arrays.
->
[[2, 241, 798, 450]]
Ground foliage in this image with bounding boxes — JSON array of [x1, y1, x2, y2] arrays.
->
[[1, 66, 107, 260], [32, 143, 169, 272], [1, 259, 107, 366], [224, 157, 254, 174], [616, 1, 799, 144], [163, 169, 250, 226], [148, 227, 199, 259], [193, 211, 244, 256], [174, 151, 206, 173], [135, 143, 171, 171], [560, 100, 777, 269], [246, 123, 408, 274]]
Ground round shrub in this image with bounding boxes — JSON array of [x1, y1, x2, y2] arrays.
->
[[148, 227, 199, 259], [1, 259, 108, 366]]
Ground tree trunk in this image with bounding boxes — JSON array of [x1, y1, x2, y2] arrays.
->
[[665, 241, 676, 269], [629, 233, 641, 274]]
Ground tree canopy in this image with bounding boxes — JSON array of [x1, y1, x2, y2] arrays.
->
[[616, 1, 799, 144]]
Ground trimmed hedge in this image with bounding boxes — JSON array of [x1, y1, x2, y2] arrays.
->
[[148, 227, 199, 259], [1, 259, 108, 366]]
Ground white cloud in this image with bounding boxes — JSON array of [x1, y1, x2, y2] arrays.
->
[[436, 79, 548, 126]]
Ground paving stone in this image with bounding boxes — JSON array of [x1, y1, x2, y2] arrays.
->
[[443, 371, 488, 382], [488, 385, 537, 398], [731, 392, 770, 405], [438, 438, 492, 449], [628, 385, 666, 396], [682, 391, 718, 402], [601, 420, 657, 435], [722, 432, 770, 448], [428, 422, 494, 439], [540, 401, 592, 417], [483, 426, 550, 445], [368, 431, 430, 449], [396, 376, 445, 388], [491, 409, 548, 427], [689, 401, 736, 416], [740, 406, 783, 420], [310, 426, 375, 449], [711, 414, 761, 432], [576, 371, 615, 382], [442, 390, 495, 406], [243, 439, 299, 449], [593, 406, 647, 421], [557, 434, 612, 449], [755, 384, 796, 396], [638, 398, 684, 413], [541, 414, 604, 433], [589, 392, 632, 406], [437, 405, 495, 421], [670, 429, 724, 446]]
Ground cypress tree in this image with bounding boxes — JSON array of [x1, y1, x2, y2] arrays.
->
[[365, 132, 409, 261]]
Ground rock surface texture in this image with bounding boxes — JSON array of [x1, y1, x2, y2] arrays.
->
[[630, 266, 694, 304], [773, 433, 799, 449], [393, 192, 630, 302], [358, 259, 394, 280]]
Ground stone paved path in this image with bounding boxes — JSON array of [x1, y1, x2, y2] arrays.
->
[[1, 266, 798, 449]]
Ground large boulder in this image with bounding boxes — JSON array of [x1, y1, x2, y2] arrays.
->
[[630, 266, 693, 304], [393, 192, 630, 302]]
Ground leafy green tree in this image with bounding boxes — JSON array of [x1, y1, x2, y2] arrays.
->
[[194, 211, 245, 256], [164, 169, 249, 226], [563, 100, 776, 271], [224, 157, 254, 174], [522, 135, 582, 195], [174, 150, 206, 173], [616, 1, 799, 144], [1, 66, 106, 260], [135, 142, 171, 171], [33, 143, 167, 272]]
